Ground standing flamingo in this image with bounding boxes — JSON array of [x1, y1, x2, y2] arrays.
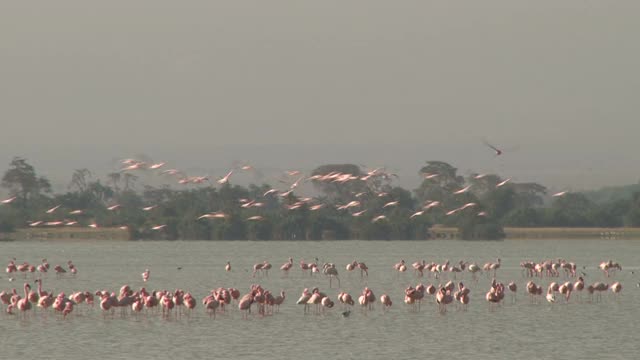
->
[[280, 257, 293, 276], [380, 294, 392, 310], [16, 283, 32, 317]]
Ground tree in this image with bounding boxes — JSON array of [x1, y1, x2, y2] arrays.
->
[[122, 173, 138, 191], [1, 157, 51, 203], [414, 161, 465, 216], [107, 172, 122, 193], [624, 192, 640, 226], [546, 193, 597, 227], [69, 168, 92, 193]]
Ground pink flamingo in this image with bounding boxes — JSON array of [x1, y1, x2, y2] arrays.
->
[[296, 288, 312, 314], [307, 289, 324, 315], [203, 296, 219, 318], [62, 301, 74, 318], [184, 293, 196, 316], [380, 294, 392, 310], [16, 283, 32, 317], [238, 291, 254, 319], [320, 296, 334, 313], [436, 287, 453, 313], [161, 292, 175, 318], [358, 262, 369, 278], [217, 170, 234, 185], [142, 269, 150, 282], [280, 257, 293, 275]]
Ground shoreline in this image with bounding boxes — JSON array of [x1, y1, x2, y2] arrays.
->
[[2, 226, 640, 241]]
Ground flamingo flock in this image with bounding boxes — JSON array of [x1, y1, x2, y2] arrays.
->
[[1, 149, 569, 237], [1, 256, 631, 321]]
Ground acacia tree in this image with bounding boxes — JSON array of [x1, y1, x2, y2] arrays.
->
[[69, 168, 92, 193], [1, 157, 51, 203]]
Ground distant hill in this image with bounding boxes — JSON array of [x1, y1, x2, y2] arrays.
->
[[584, 183, 640, 204]]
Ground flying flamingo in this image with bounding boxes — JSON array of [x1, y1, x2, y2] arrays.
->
[[483, 140, 503, 156], [383, 201, 399, 208], [149, 162, 166, 169], [217, 171, 233, 185], [372, 215, 386, 223], [1, 196, 16, 204], [552, 191, 568, 197], [496, 178, 511, 187], [352, 210, 367, 217], [453, 185, 472, 195], [46, 205, 61, 214]]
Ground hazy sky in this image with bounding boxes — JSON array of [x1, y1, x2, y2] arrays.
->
[[2, 1, 639, 191]]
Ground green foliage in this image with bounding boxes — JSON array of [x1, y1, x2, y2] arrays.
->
[[3, 158, 640, 240], [2, 157, 51, 202], [624, 193, 640, 226]]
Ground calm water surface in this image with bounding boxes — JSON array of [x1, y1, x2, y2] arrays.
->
[[1, 239, 638, 360]]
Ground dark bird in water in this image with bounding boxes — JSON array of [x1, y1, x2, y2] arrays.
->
[[342, 310, 351, 318], [581, 272, 587, 277], [177, 267, 182, 270]]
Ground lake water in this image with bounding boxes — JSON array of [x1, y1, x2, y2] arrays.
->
[[1, 239, 638, 360]]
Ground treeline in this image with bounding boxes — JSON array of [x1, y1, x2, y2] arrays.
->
[[1, 157, 640, 240]]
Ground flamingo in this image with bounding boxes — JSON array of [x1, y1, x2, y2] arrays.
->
[[436, 287, 453, 313], [296, 288, 312, 314], [453, 185, 472, 195], [272, 291, 285, 313], [142, 269, 150, 282], [610, 282, 622, 296], [307, 290, 324, 315], [217, 171, 233, 185], [1, 196, 17, 204], [372, 215, 386, 223], [383, 201, 399, 208], [380, 294, 392, 310], [16, 283, 32, 317], [149, 162, 166, 169], [496, 178, 511, 187], [323, 263, 340, 288], [46, 205, 62, 214], [280, 257, 293, 275], [482, 140, 504, 156], [358, 262, 369, 278]]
